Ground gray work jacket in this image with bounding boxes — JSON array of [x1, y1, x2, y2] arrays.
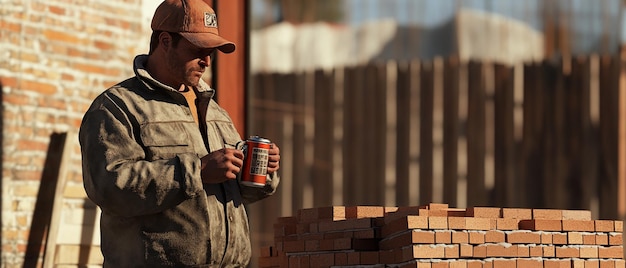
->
[[79, 55, 279, 267]]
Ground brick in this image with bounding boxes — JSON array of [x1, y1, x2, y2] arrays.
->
[[360, 251, 379, 265], [448, 217, 467, 230], [466, 207, 502, 218], [562, 209, 592, 220], [345, 206, 385, 219], [551, 233, 567, 244], [492, 259, 515, 268], [585, 259, 600, 268], [616, 221, 624, 232], [529, 246, 543, 257], [533, 209, 563, 220], [609, 233, 623, 245], [544, 259, 572, 268], [596, 233, 609, 245], [347, 252, 360, 265], [465, 218, 492, 230], [428, 203, 449, 211], [616, 260, 625, 268], [298, 206, 346, 222], [496, 218, 519, 230], [460, 244, 473, 258], [317, 218, 373, 232], [580, 246, 599, 258], [485, 244, 517, 257], [555, 246, 580, 258], [519, 219, 562, 231], [485, 230, 505, 243], [405, 244, 446, 260], [517, 258, 543, 268], [583, 233, 597, 245], [468, 231, 485, 244], [283, 240, 305, 253], [502, 208, 533, 219], [435, 230, 452, 243], [309, 253, 334, 267], [507, 231, 541, 244], [379, 250, 395, 264], [517, 245, 530, 257], [563, 220, 595, 232], [599, 260, 617, 268], [598, 246, 624, 258], [541, 232, 553, 244], [382, 216, 429, 237], [445, 244, 460, 258], [473, 245, 486, 259], [452, 231, 469, 244], [449, 260, 467, 268], [467, 260, 483, 268], [569, 232, 584, 244], [543, 245, 556, 257], [596, 220, 616, 232], [260, 246, 273, 257], [429, 216, 449, 229]]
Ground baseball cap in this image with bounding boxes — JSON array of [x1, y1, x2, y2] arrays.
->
[[151, 0, 235, 53]]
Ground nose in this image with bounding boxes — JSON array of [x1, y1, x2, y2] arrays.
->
[[199, 55, 211, 68]]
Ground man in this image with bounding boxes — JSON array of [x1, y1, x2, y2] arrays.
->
[[79, 0, 281, 267]]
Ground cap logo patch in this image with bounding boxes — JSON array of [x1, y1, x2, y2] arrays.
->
[[204, 12, 217, 28]]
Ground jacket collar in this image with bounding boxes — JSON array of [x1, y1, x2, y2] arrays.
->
[[133, 54, 215, 98]]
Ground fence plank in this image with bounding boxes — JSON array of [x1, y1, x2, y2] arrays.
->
[[419, 61, 434, 205], [493, 64, 516, 207], [598, 55, 620, 219], [313, 69, 334, 206], [343, 66, 366, 205], [395, 62, 412, 206], [466, 61, 487, 206], [443, 57, 460, 206]]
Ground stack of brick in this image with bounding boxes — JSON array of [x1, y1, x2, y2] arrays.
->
[[260, 203, 624, 268]]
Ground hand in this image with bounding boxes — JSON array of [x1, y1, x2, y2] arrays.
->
[[267, 143, 281, 175], [200, 148, 244, 184]]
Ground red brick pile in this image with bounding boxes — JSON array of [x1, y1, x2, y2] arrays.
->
[[259, 203, 624, 268]]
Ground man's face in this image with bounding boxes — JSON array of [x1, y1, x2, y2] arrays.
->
[[165, 34, 216, 88]]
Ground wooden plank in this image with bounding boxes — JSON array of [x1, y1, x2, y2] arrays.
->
[[466, 61, 487, 207], [419, 60, 434, 205], [395, 62, 411, 206], [45, 132, 74, 267], [24, 132, 74, 267], [493, 63, 516, 207], [313, 69, 334, 206], [54, 245, 103, 265], [443, 57, 460, 206], [384, 62, 398, 206], [521, 61, 545, 208], [599, 55, 619, 219], [343, 66, 365, 205]]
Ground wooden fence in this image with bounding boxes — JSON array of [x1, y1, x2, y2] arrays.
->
[[244, 55, 623, 263]]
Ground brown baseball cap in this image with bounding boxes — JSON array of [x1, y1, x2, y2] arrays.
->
[[151, 0, 235, 53]]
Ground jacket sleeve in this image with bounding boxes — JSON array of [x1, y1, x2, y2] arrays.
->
[[79, 93, 204, 218], [239, 172, 280, 205]]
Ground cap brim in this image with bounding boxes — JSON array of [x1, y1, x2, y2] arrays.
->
[[180, 32, 236, 54]]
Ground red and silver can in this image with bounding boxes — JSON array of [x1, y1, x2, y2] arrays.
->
[[237, 136, 271, 187]]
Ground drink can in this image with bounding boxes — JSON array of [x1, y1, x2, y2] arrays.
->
[[238, 136, 271, 187]]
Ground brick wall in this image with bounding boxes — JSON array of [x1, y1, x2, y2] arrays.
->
[[262, 204, 625, 267], [0, 0, 148, 266]]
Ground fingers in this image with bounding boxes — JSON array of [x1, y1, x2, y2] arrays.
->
[[267, 143, 280, 174]]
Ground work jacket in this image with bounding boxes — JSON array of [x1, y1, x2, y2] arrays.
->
[[79, 55, 279, 267]]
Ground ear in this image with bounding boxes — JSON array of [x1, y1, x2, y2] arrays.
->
[[159, 32, 172, 50]]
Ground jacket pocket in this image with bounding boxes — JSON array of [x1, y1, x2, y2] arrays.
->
[[214, 121, 242, 149], [140, 122, 192, 160]]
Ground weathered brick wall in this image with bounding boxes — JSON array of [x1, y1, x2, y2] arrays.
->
[[263, 204, 625, 267], [0, 0, 147, 266]]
